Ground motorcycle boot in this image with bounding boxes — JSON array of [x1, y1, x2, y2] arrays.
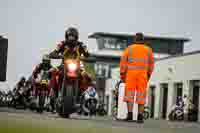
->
[[122, 112, 133, 122], [137, 113, 144, 123], [57, 65, 64, 91], [137, 104, 144, 123]]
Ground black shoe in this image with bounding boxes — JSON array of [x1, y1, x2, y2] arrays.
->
[[122, 112, 133, 122], [137, 113, 144, 123]]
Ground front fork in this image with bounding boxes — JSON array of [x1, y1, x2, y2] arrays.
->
[[60, 68, 79, 98]]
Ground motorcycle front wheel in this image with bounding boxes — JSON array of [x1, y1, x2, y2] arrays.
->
[[168, 111, 175, 121], [57, 79, 76, 118], [37, 95, 46, 113], [143, 111, 150, 120], [112, 106, 118, 120], [176, 114, 184, 121]]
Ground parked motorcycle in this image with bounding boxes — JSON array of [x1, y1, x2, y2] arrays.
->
[[186, 101, 199, 122], [168, 104, 184, 121], [0, 93, 3, 106], [143, 106, 151, 120], [112, 89, 118, 120], [112, 105, 118, 120], [97, 102, 107, 116], [5, 93, 13, 107], [78, 86, 98, 116], [0, 93, 7, 107]]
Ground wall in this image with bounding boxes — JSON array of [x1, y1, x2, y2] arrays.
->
[[149, 53, 200, 84]]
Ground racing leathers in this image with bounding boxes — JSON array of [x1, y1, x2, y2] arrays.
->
[[32, 62, 53, 96], [49, 40, 90, 95]]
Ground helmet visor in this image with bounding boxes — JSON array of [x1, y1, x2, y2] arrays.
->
[[68, 34, 76, 41]]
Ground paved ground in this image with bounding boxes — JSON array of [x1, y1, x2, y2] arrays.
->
[[1, 107, 200, 133]]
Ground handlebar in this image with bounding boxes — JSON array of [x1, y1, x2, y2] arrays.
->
[[49, 55, 88, 62], [49, 55, 63, 59]]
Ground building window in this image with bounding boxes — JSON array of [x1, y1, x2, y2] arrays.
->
[[96, 37, 127, 50], [95, 63, 110, 78]]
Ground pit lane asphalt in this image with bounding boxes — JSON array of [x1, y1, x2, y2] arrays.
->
[[1, 107, 200, 133]]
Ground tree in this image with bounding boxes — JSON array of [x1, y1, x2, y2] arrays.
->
[[83, 62, 96, 79]]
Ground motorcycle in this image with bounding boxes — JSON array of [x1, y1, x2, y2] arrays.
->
[[112, 89, 118, 120], [0, 94, 7, 107], [28, 95, 38, 111], [112, 104, 118, 120], [35, 70, 50, 113], [0, 94, 3, 106], [143, 106, 151, 120], [13, 87, 28, 109], [46, 87, 57, 113], [55, 47, 89, 118], [97, 102, 107, 116], [78, 86, 98, 116], [185, 101, 199, 122], [168, 104, 184, 121], [6, 94, 13, 107]]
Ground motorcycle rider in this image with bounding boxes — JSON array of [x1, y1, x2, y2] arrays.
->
[[32, 54, 58, 112], [49, 27, 90, 96], [32, 55, 53, 95], [13, 77, 26, 107], [15, 77, 26, 90], [24, 80, 33, 102], [14, 77, 26, 97]]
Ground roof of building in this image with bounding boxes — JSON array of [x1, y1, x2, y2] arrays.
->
[[0, 35, 7, 40], [88, 50, 200, 63], [88, 32, 190, 42], [157, 50, 200, 61]]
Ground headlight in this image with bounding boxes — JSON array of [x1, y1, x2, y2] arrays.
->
[[68, 63, 77, 71]]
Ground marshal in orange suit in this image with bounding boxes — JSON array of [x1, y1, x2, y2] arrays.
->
[[120, 33, 154, 123]]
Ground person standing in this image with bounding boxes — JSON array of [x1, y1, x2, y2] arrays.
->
[[120, 33, 154, 123]]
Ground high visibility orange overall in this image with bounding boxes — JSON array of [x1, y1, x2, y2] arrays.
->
[[120, 44, 154, 104]]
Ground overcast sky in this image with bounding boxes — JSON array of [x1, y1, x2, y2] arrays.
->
[[0, 0, 200, 87]]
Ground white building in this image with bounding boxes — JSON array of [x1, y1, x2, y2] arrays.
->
[[148, 51, 200, 122], [108, 51, 200, 122]]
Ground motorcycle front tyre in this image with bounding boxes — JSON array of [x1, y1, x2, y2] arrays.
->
[[37, 96, 45, 113], [143, 111, 150, 120]]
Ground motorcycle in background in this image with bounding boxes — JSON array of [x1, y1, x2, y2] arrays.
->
[[12, 87, 28, 109], [79, 86, 99, 116], [168, 103, 184, 121], [35, 70, 50, 113], [112, 89, 118, 120], [186, 100, 199, 122], [143, 106, 151, 120], [96, 102, 107, 116]]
